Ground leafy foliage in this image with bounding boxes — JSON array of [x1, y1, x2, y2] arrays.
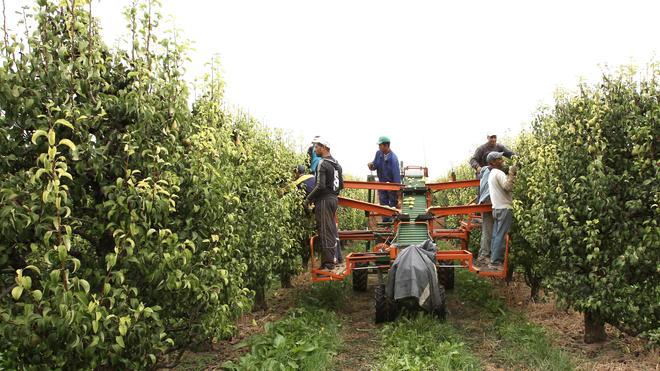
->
[[512, 65, 660, 339], [0, 0, 310, 368]]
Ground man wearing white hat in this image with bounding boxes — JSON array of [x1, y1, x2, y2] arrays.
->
[[305, 137, 344, 270]]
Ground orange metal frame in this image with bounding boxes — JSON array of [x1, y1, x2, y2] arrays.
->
[[343, 180, 404, 191], [310, 174, 510, 282], [426, 179, 480, 191], [338, 196, 399, 217]]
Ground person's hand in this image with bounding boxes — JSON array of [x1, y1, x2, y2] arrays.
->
[[476, 166, 482, 173], [509, 165, 518, 176], [368, 162, 375, 170]]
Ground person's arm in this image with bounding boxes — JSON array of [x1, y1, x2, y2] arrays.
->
[[469, 145, 482, 170], [499, 144, 515, 158], [306, 162, 327, 203], [496, 169, 516, 192], [369, 151, 380, 171], [391, 154, 401, 183]]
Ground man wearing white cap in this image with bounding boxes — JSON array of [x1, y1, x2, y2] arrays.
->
[[305, 137, 344, 270]]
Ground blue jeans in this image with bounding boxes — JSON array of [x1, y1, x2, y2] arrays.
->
[[379, 190, 397, 222], [490, 208, 512, 264]]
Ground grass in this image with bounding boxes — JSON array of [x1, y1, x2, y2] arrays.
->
[[223, 281, 347, 370], [377, 313, 482, 371], [451, 270, 574, 370], [494, 314, 573, 370]]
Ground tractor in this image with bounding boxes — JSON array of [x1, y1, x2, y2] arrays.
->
[[309, 166, 510, 323]]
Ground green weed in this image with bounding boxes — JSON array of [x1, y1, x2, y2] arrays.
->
[[378, 313, 482, 371], [451, 270, 573, 370], [493, 314, 573, 370], [299, 280, 350, 311], [223, 307, 341, 370], [453, 269, 506, 316]]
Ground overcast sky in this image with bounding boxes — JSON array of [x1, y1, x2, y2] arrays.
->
[[6, 0, 659, 179]]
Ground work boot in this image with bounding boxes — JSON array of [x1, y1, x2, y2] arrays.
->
[[321, 262, 335, 270], [475, 256, 489, 268], [487, 262, 503, 271]]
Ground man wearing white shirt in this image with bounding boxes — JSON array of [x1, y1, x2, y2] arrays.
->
[[486, 152, 517, 271]]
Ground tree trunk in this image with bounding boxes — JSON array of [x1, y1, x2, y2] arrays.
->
[[584, 311, 607, 343], [530, 283, 541, 302], [251, 285, 268, 312], [280, 274, 292, 289], [505, 262, 515, 283]]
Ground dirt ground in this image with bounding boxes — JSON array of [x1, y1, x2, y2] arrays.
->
[[331, 276, 381, 371], [175, 271, 658, 371], [493, 276, 659, 371]]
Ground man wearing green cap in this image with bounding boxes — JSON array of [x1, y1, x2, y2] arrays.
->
[[368, 136, 401, 218]]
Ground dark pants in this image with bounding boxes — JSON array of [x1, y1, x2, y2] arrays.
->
[[378, 190, 397, 222], [314, 198, 339, 266]]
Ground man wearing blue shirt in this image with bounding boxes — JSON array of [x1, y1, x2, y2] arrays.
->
[[368, 136, 401, 221]]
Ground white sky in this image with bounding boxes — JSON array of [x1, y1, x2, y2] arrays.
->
[[6, 0, 659, 179]]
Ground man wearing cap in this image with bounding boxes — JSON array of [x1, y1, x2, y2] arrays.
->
[[306, 136, 321, 174], [367, 136, 401, 220], [306, 137, 344, 270], [486, 151, 517, 271], [469, 134, 514, 178]]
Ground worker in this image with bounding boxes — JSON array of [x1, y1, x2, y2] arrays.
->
[[306, 135, 321, 174], [469, 134, 515, 178], [475, 162, 493, 268], [486, 152, 517, 271], [305, 137, 344, 270], [367, 136, 401, 221], [292, 165, 316, 268], [293, 165, 316, 195]]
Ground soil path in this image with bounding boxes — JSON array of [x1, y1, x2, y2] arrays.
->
[[332, 277, 380, 371]]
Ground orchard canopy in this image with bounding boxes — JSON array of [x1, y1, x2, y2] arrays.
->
[[0, 0, 658, 370]]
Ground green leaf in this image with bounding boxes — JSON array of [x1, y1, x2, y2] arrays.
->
[[54, 118, 74, 130], [273, 334, 285, 348], [48, 129, 56, 146], [116, 336, 125, 348], [24, 265, 41, 275], [31, 289, 43, 301], [31, 129, 48, 145], [58, 244, 68, 262], [11, 286, 23, 300], [59, 139, 77, 152], [79, 279, 90, 293]]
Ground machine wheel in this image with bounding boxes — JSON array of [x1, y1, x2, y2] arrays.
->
[[374, 284, 398, 323], [352, 264, 368, 292], [437, 261, 455, 290], [432, 285, 447, 320]]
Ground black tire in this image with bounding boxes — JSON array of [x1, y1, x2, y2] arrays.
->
[[374, 284, 398, 323], [437, 261, 455, 290], [352, 264, 368, 292], [432, 285, 447, 320]]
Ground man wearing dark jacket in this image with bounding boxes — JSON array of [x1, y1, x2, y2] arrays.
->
[[469, 134, 515, 178], [305, 137, 344, 270]]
